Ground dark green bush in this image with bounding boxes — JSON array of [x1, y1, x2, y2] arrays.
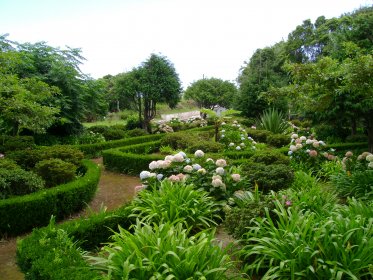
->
[[103, 127, 127, 140], [125, 128, 148, 137], [39, 145, 84, 166], [187, 140, 224, 153], [345, 134, 368, 143], [266, 133, 290, 148], [241, 163, 294, 193], [248, 149, 290, 165], [86, 125, 109, 135], [125, 114, 142, 130], [160, 132, 195, 150], [0, 158, 20, 170], [0, 168, 45, 199], [35, 159, 77, 188], [0, 135, 35, 153], [6, 149, 42, 170], [0, 160, 100, 236], [246, 128, 273, 143], [314, 123, 350, 142], [16, 219, 100, 280], [240, 118, 256, 127]]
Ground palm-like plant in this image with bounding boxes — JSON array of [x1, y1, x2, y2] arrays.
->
[[256, 108, 290, 134]]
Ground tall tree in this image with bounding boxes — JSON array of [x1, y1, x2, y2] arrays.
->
[[184, 78, 237, 109], [236, 42, 288, 118], [139, 54, 182, 132]]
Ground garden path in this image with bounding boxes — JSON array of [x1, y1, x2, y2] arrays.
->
[[0, 158, 140, 280]]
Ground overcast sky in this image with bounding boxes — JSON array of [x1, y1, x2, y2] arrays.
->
[[1, 0, 372, 88]]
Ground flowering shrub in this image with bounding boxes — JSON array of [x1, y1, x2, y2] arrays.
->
[[139, 150, 246, 200], [288, 133, 335, 170], [219, 120, 256, 152]]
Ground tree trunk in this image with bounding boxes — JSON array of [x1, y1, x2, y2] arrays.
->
[[351, 117, 357, 136]]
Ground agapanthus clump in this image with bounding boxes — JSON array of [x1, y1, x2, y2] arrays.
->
[[288, 134, 335, 171], [219, 121, 256, 152], [139, 150, 245, 201]]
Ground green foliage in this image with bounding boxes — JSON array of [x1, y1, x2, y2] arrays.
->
[[124, 114, 142, 130], [129, 180, 221, 231], [256, 108, 291, 134], [184, 77, 238, 109], [239, 200, 373, 279], [160, 131, 208, 150], [0, 158, 19, 170], [314, 123, 350, 143], [16, 218, 99, 280], [248, 149, 290, 165], [34, 159, 77, 188], [241, 162, 294, 193], [246, 128, 273, 143], [0, 168, 44, 199], [187, 140, 224, 153], [224, 188, 276, 238], [88, 221, 232, 279], [125, 127, 148, 137], [0, 160, 100, 236], [267, 133, 290, 148], [345, 134, 368, 143], [0, 135, 35, 153], [39, 145, 84, 167]]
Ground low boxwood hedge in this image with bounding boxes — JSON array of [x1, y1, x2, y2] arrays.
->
[[17, 205, 134, 280], [0, 160, 100, 237], [103, 141, 163, 175]]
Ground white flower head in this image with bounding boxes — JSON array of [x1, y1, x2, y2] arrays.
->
[[149, 161, 158, 170], [366, 154, 373, 162], [216, 167, 225, 175], [236, 146, 241, 150], [231, 173, 241, 182], [140, 171, 151, 180], [156, 174, 164, 180], [206, 158, 214, 163], [300, 136, 307, 141], [183, 165, 193, 173], [229, 142, 235, 147], [197, 168, 207, 175], [215, 159, 227, 167], [164, 155, 174, 161], [172, 154, 184, 162], [212, 178, 225, 188], [194, 150, 205, 158], [177, 151, 187, 158], [290, 145, 297, 152], [192, 163, 202, 170], [291, 133, 299, 139]]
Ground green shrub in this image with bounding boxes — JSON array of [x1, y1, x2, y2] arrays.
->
[[246, 128, 272, 143], [86, 125, 109, 135], [160, 131, 195, 150], [125, 114, 142, 130], [103, 127, 127, 140], [0, 135, 35, 153], [16, 218, 99, 280], [129, 180, 221, 231], [88, 221, 232, 279], [0, 158, 19, 170], [39, 145, 84, 167], [0, 160, 100, 236], [345, 134, 368, 143], [187, 140, 224, 153], [314, 123, 350, 143], [0, 168, 45, 199], [224, 188, 275, 238], [266, 133, 290, 148], [241, 162, 294, 193], [239, 200, 373, 279], [125, 128, 148, 137], [248, 149, 290, 165], [34, 159, 77, 188]]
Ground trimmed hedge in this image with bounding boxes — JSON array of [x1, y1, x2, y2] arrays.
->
[[0, 160, 100, 237], [103, 141, 163, 175], [17, 205, 134, 280]]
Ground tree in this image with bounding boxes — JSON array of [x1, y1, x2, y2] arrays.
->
[[236, 42, 289, 118], [183, 78, 237, 109], [140, 54, 181, 132]]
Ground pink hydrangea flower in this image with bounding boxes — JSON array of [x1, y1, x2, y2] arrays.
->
[[168, 175, 180, 182], [309, 150, 318, 157]]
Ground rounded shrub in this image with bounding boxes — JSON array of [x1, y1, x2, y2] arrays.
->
[[125, 114, 142, 130], [249, 149, 290, 165], [39, 145, 84, 167], [246, 128, 273, 143], [241, 162, 294, 193], [160, 132, 195, 150], [0, 135, 35, 153], [0, 168, 44, 198], [267, 133, 290, 148], [35, 159, 77, 188], [0, 158, 20, 170], [125, 128, 148, 137], [187, 140, 224, 153]]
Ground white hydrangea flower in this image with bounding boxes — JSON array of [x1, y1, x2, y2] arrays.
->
[[212, 178, 225, 188], [291, 133, 298, 139], [215, 159, 227, 167], [149, 161, 158, 170], [366, 154, 373, 162], [194, 150, 205, 158], [236, 146, 241, 150], [140, 171, 151, 180], [192, 164, 202, 170], [177, 151, 187, 158], [216, 167, 225, 175], [197, 168, 207, 175], [172, 154, 184, 162], [183, 165, 193, 173], [306, 139, 313, 145], [290, 145, 297, 152], [231, 173, 241, 182], [164, 155, 174, 161], [300, 136, 307, 141]]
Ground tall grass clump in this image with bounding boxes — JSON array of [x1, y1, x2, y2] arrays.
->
[[256, 108, 290, 134], [239, 199, 373, 279], [129, 180, 222, 231], [87, 221, 233, 279]]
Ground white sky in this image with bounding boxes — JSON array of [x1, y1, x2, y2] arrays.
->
[[1, 0, 372, 89]]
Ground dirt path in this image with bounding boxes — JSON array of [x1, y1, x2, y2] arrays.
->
[[0, 158, 140, 280]]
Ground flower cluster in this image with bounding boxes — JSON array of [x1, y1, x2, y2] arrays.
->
[[343, 151, 373, 172], [219, 120, 256, 152], [155, 122, 174, 134], [139, 150, 245, 200], [288, 133, 335, 168]]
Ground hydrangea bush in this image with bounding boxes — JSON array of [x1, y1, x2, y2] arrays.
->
[[139, 150, 246, 200], [219, 120, 256, 152], [288, 133, 335, 170]]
